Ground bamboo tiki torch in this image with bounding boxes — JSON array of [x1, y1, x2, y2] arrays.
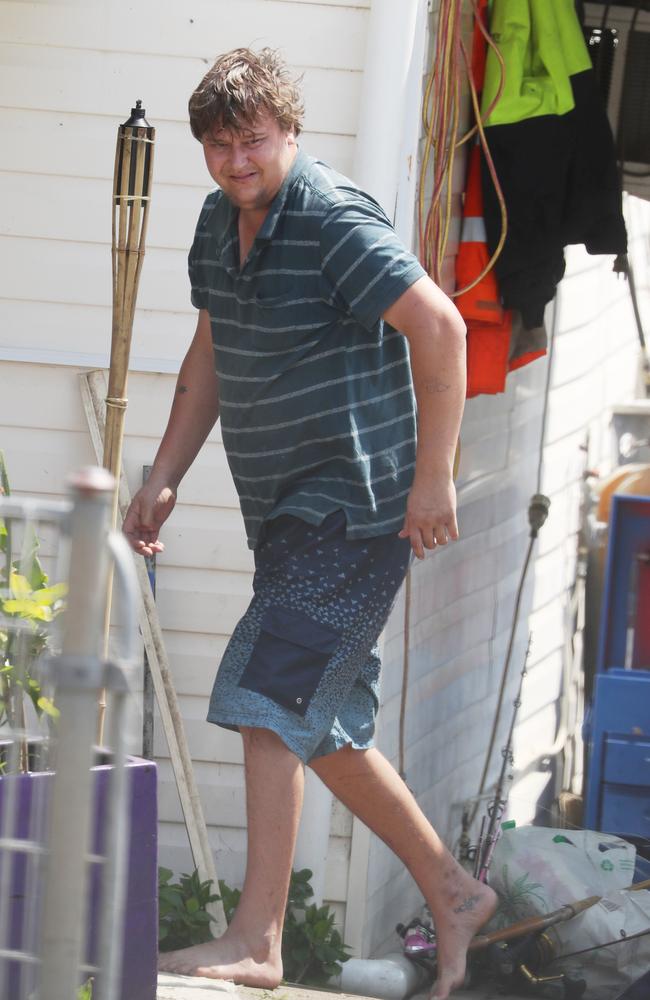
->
[[99, 101, 155, 741]]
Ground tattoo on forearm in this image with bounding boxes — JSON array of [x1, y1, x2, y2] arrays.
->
[[423, 377, 450, 394], [177, 384, 189, 395], [453, 894, 481, 914]]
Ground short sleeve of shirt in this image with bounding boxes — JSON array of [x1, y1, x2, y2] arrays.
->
[[188, 232, 207, 311], [319, 195, 426, 331], [188, 191, 222, 312]]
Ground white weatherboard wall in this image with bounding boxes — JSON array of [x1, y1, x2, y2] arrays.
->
[[3, 0, 650, 965], [0, 0, 372, 935]]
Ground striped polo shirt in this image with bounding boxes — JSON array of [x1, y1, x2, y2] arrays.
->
[[188, 150, 426, 549]]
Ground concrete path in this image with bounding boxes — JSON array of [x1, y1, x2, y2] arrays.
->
[[157, 974, 530, 1000]]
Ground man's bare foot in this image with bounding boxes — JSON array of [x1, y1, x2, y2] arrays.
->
[[429, 867, 498, 1000], [158, 930, 282, 988]]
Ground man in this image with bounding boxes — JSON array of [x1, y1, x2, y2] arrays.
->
[[123, 48, 496, 1000]]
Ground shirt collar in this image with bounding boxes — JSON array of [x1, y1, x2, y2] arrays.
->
[[217, 148, 308, 273], [252, 147, 309, 242]]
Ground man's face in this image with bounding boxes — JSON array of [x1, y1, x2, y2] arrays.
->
[[201, 113, 298, 215]]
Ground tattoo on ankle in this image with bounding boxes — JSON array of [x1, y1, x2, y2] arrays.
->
[[177, 384, 189, 394], [453, 894, 481, 914]]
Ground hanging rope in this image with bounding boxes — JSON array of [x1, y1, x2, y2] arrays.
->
[[418, 0, 508, 294]]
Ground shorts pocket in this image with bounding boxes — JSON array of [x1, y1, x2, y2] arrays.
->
[[238, 606, 341, 717]]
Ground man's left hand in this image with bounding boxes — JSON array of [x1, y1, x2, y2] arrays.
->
[[398, 477, 459, 560]]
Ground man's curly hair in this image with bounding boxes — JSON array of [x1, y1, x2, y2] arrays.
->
[[189, 47, 304, 140]]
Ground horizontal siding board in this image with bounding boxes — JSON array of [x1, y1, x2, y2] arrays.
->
[[157, 820, 247, 887], [0, 361, 96, 434], [0, 363, 226, 445], [0, 428, 97, 493], [2, 1, 368, 70], [0, 301, 196, 370], [0, 43, 362, 134], [0, 108, 206, 187], [162, 630, 229, 698], [0, 236, 190, 312], [155, 507, 253, 574], [0, 108, 355, 184], [456, 425, 509, 484], [0, 171, 206, 252], [158, 772, 247, 830], [125, 448, 240, 511], [154, 567, 252, 635], [154, 694, 244, 764], [121, 374, 221, 441]]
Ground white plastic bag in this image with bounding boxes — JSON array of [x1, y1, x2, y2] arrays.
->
[[487, 827, 650, 999], [552, 887, 650, 1000], [489, 826, 636, 926]]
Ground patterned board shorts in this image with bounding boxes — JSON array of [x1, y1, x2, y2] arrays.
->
[[207, 509, 412, 763]]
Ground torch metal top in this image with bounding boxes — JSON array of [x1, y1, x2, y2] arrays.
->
[[122, 99, 150, 128]]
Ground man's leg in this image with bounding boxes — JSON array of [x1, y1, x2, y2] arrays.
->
[[310, 745, 497, 1000], [158, 727, 303, 986]]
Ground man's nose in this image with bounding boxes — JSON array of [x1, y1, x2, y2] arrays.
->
[[230, 144, 249, 168]]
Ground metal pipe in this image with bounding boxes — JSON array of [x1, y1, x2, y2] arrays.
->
[[39, 467, 114, 1000], [353, 0, 428, 227], [95, 674, 131, 1000], [95, 529, 140, 1000]]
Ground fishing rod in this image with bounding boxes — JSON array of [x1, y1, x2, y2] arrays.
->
[[470, 877, 650, 952], [554, 877, 650, 961], [473, 634, 532, 881], [555, 925, 650, 962]]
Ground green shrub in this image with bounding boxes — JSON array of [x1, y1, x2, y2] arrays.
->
[[0, 452, 65, 772], [157, 866, 350, 986], [158, 867, 220, 952]]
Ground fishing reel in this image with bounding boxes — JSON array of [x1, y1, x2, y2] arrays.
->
[[396, 916, 436, 963], [474, 932, 586, 999]]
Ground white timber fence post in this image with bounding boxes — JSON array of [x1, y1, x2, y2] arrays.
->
[[39, 468, 114, 1000]]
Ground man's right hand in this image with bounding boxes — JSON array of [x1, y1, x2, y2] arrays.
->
[[123, 481, 177, 556]]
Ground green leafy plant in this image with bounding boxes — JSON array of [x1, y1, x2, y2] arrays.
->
[[492, 864, 546, 928], [281, 869, 350, 985], [157, 866, 350, 985], [158, 866, 221, 952], [218, 878, 241, 923], [0, 452, 65, 770], [77, 978, 93, 999]]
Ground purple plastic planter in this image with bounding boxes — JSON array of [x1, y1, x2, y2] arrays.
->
[[0, 756, 158, 1000]]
